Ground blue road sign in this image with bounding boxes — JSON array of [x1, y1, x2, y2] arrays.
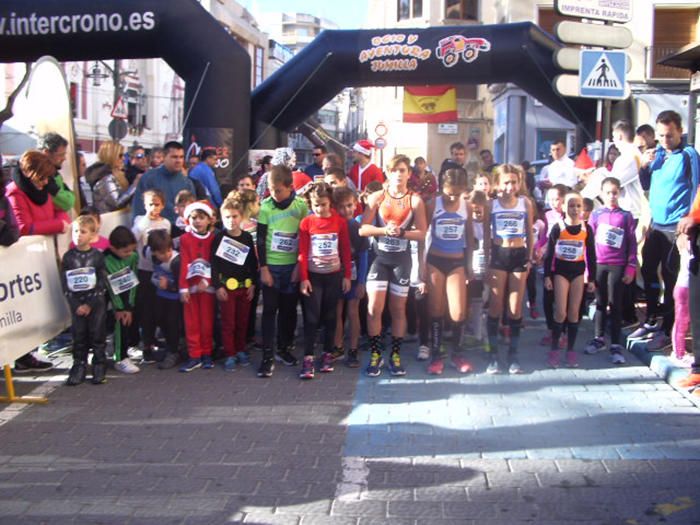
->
[[579, 50, 627, 99]]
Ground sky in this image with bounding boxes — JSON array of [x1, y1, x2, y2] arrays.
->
[[240, 0, 368, 29]]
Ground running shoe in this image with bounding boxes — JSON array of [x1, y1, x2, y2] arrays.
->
[[179, 358, 202, 373], [427, 358, 444, 375], [416, 345, 430, 361], [646, 333, 671, 352], [539, 334, 553, 347], [611, 348, 626, 365], [257, 353, 275, 378], [366, 351, 383, 377], [223, 356, 237, 372], [508, 358, 523, 375], [585, 337, 606, 355], [346, 349, 360, 368], [628, 320, 659, 340], [388, 352, 406, 376], [450, 354, 473, 374], [330, 347, 345, 362], [486, 358, 501, 375], [559, 334, 567, 350], [320, 352, 334, 373], [65, 362, 86, 386], [668, 354, 694, 368], [114, 358, 140, 374], [202, 355, 215, 369], [529, 307, 540, 320], [14, 352, 54, 373], [236, 351, 251, 367], [676, 373, 700, 389], [299, 356, 315, 379], [565, 351, 579, 368], [158, 352, 179, 370], [275, 348, 298, 366], [547, 350, 561, 369]]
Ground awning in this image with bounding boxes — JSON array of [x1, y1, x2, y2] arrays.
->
[[658, 41, 700, 72]]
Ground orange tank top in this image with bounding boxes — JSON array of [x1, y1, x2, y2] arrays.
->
[[377, 191, 413, 229], [554, 226, 587, 262]]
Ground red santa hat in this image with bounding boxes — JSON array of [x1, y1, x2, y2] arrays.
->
[[353, 139, 374, 157], [183, 200, 215, 223], [574, 147, 594, 170]]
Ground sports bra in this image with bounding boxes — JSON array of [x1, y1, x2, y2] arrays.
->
[[429, 195, 468, 255]]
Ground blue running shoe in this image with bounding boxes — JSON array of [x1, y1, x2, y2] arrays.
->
[[223, 356, 237, 371], [236, 351, 251, 367], [202, 355, 214, 369], [179, 358, 202, 373], [299, 356, 315, 380], [388, 352, 406, 376], [366, 351, 383, 377]]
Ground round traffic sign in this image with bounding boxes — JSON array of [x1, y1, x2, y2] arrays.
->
[[108, 118, 128, 140], [375, 122, 388, 137], [374, 137, 387, 150]]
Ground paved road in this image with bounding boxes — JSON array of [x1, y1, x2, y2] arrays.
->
[[1, 314, 699, 524]]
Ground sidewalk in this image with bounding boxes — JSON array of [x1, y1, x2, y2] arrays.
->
[[1, 314, 699, 524]]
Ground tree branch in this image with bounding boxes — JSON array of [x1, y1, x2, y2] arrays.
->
[[0, 62, 32, 127]]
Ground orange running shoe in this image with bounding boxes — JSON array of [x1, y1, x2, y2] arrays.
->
[[676, 373, 700, 389]]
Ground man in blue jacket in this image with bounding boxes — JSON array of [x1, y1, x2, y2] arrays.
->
[[631, 110, 700, 346], [188, 149, 222, 207], [131, 141, 195, 224]]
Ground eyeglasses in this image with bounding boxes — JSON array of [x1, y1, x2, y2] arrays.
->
[[135, 154, 145, 158]]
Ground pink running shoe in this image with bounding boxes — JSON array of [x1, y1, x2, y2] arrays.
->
[[559, 334, 567, 350], [565, 351, 579, 368], [427, 358, 445, 375], [547, 350, 561, 368], [450, 355, 473, 374], [540, 334, 553, 346]]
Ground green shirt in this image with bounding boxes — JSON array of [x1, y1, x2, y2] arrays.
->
[[258, 196, 308, 266], [104, 250, 139, 311], [51, 173, 75, 211]]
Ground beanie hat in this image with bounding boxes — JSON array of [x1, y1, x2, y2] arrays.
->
[[353, 140, 374, 157], [271, 147, 297, 169]]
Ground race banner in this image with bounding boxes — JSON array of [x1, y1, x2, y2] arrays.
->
[[403, 85, 458, 123], [0, 236, 70, 366]]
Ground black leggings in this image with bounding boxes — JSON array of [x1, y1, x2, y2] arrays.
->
[[527, 267, 537, 307], [406, 287, 429, 346], [594, 264, 625, 345], [302, 272, 342, 356], [262, 286, 298, 351], [641, 227, 679, 333], [72, 299, 107, 364]]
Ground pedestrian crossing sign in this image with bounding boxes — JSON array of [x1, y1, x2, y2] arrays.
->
[[579, 50, 627, 99]]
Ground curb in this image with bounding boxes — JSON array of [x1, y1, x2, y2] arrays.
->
[[627, 338, 700, 408]]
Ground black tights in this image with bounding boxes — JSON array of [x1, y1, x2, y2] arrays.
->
[[301, 272, 342, 356], [262, 286, 298, 352]]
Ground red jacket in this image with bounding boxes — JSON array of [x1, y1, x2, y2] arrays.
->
[[6, 181, 69, 236], [298, 212, 352, 281], [348, 163, 384, 192], [178, 230, 215, 293]]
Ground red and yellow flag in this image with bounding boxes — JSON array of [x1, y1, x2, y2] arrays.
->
[[403, 85, 458, 123]]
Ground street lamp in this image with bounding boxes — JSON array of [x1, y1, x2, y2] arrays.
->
[[85, 61, 109, 87]]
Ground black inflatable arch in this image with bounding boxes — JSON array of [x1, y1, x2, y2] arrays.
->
[[252, 23, 595, 144], [0, 0, 250, 184]]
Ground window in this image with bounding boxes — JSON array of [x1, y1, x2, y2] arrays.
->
[[455, 84, 477, 100], [445, 0, 478, 21], [398, 0, 422, 21], [69, 82, 78, 119], [254, 46, 264, 87]]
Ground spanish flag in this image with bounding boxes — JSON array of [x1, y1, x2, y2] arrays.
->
[[403, 85, 458, 123]]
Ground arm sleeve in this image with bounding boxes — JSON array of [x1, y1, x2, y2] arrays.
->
[[207, 171, 223, 208], [170, 257, 182, 292], [624, 212, 638, 279], [585, 224, 597, 282], [210, 233, 223, 290], [297, 219, 310, 282], [50, 174, 75, 212], [543, 224, 559, 278], [338, 217, 352, 280], [178, 237, 190, 292], [87, 253, 108, 309], [104, 258, 124, 311], [131, 175, 147, 221], [61, 255, 81, 312], [256, 222, 268, 267], [245, 232, 258, 278]]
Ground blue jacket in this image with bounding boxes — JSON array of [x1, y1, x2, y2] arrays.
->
[[640, 143, 700, 227], [189, 162, 223, 207], [131, 165, 196, 224]]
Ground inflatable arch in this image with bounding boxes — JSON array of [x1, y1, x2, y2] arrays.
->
[[0, 0, 250, 186], [252, 22, 595, 143], [0, 1, 594, 182]]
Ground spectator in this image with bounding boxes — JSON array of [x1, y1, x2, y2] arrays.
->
[[149, 147, 164, 168], [322, 153, 343, 173], [125, 145, 148, 185], [38, 132, 75, 212], [188, 149, 223, 207], [303, 145, 327, 180], [0, 172, 19, 246], [253, 155, 272, 185], [437, 142, 467, 190], [77, 151, 93, 208], [480, 149, 497, 174], [348, 140, 384, 191], [131, 141, 196, 224], [86, 141, 139, 213], [6, 150, 70, 237], [187, 154, 200, 173], [635, 124, 657, 152], [540, 140, 577, 189], [237, 175, 255, 192], [409, 156, 437, 202], [610, 120, 645, 222]]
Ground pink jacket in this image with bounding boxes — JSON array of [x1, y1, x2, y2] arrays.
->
[[6, 181, 69, 236]]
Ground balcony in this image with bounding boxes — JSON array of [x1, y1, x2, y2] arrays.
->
[[646, 46, 691, 80]]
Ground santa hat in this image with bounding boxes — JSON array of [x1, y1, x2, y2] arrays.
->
[[574, 147, 594, 170], [353, 140, 374, 157], [271, 147, 297, 169], [184, 200, 214, 223]]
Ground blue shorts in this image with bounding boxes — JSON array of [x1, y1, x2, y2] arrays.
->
[[265, 264, 299, 294]]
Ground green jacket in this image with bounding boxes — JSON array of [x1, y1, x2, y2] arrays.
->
[[104, 249, 139, 312], [50, 173, 76, 212]]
